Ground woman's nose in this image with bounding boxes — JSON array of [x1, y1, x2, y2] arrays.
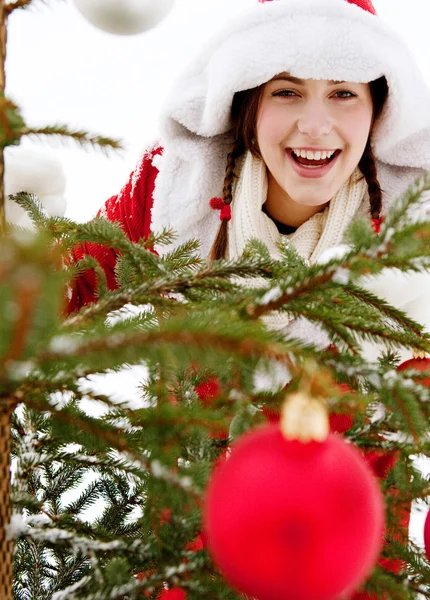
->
[[297, 104, 332, 138]]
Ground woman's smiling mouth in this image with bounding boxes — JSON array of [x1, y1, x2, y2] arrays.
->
[[286, 148, 342, 178]]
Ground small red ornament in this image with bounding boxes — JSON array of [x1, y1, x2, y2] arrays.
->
[[159, 508, 172, 525], [158, 587, 187, 600], [397, 357, 430, 385], [185, 534, 205, 553], [204, 425, 384, 600], [195, 377, 220, 406], [425, 508, 430, 562]]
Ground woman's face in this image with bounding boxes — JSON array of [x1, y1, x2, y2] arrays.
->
[[256, 74, 373, 226]]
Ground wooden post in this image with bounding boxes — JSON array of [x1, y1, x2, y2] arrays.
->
[[0, 4, 13, 596], [0, 0, 6, 236], [0, 400, 14, 600]]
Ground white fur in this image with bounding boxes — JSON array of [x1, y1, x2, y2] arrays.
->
[[5, 148, 67, 228]]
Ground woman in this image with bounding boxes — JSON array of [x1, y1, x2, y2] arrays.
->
[[69, 0, 430, 351], [68, 1, 429, 595]]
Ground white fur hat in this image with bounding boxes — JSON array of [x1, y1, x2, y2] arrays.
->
[[152, 0, 430, 255]]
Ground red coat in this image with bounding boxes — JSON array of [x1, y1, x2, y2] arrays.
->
[[67, 145, 162, 314]]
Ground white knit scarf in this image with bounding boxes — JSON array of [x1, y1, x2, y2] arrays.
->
[[228, 151, 367, 334], [229, 151, 366, 263]]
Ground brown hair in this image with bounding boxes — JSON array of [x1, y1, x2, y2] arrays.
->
[[209, 77, 389, 260]]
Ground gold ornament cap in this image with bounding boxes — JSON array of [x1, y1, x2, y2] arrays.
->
[[280, 390, 330, 443]]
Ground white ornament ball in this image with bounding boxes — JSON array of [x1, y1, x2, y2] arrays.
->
[[72, 0, 175, 36], [5, 148, 67, 229]]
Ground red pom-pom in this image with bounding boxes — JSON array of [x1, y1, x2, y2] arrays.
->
[[425, 508, 430, 562], [371, 218, 381, 234], [204, 425, 384, 600], [209, 197, 231, 221], [209, 197, 224, 210]]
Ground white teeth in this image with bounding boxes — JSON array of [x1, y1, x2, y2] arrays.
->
[[292, 149, 336, 160]]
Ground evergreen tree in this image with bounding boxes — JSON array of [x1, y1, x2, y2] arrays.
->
[[0, 180, 429, 599]]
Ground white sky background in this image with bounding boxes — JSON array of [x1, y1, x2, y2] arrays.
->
[[6, 0, 430, 546]]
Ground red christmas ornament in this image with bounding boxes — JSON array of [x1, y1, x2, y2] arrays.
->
[[329, 412, 354, 434], [397, 357, 430, 385], [158, 587, 187, 600], [195, 375, 228, 439], [195, 377, 220, 406], [185, 534, 205, 553], [425, 508, 430, 562], [204, 425, 384, 600]]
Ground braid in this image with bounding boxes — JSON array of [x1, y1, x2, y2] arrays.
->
[[359, 141, 383, 220], [209, 139, 245, 261]]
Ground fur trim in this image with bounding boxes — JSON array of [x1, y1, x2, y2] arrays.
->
[[152, 0, 430, 254]]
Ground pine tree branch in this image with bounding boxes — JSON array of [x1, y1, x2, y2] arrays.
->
[[4, 0, 55, 15], [342, 284, 426, 338], [246, 270, 335, 319], [5, 0, 34, 15], [36, 329, 294, 374], [62, 264, 268, 328], [22, 125, 123, 153], [3, 269, 42, 362], [21, 396, 201, 498]]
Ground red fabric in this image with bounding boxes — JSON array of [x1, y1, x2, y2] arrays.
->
[[346, 0, 377, 15], [66, 146, 162, 314], [260, 0, 377, 15]]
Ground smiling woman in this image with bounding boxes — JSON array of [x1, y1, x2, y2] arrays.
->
[[68, 0, 430, 342], [237, 76, 378, 229], [64, 0, 430, 592]]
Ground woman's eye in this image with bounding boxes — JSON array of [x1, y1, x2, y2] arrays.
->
[[272, 89, 298, 97], [333, 91, 357, 99]]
